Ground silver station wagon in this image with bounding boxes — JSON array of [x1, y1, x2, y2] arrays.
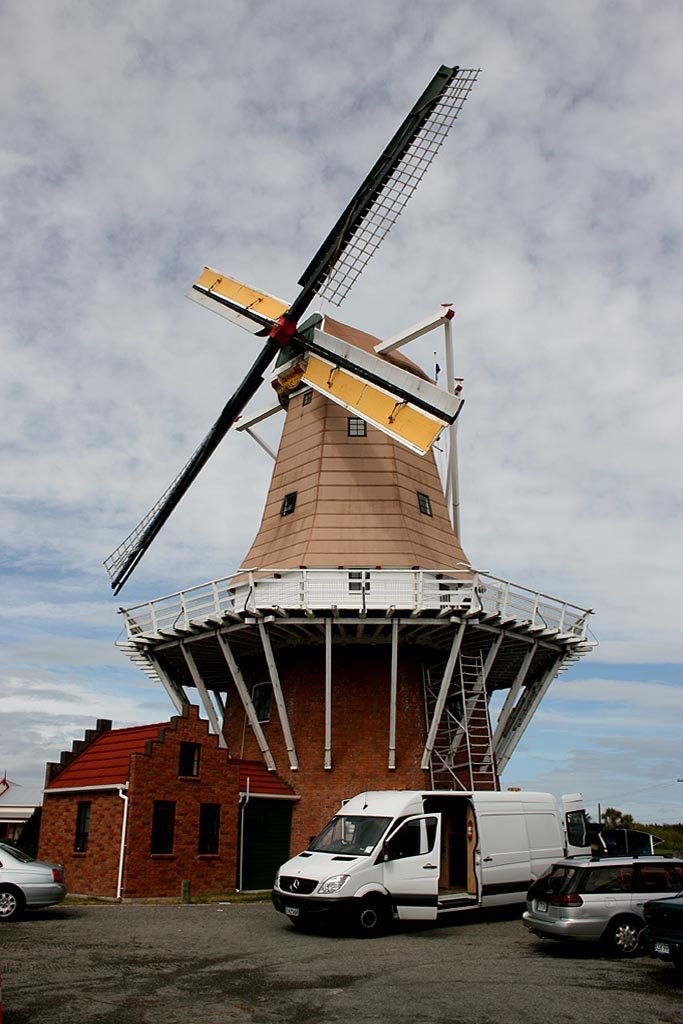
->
[[523, 855, 683, 956], [0, 842, 67, 921]]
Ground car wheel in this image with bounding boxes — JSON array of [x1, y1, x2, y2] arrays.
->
[[603, 916, 645, 957], [355, 896, 390, 938], [670, 948, 683, 972], [0, 887, 24, 922]]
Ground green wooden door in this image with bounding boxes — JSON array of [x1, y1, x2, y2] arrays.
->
[[241, 800, 293, 890]]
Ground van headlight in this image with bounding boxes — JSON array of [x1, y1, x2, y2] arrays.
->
[[318, 874, 349, 895], [273, 871, 280, 889]]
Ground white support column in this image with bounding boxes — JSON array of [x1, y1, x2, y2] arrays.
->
[[146, 652, 189, 715], [420, 620, 467, 770], [496, 654, 564, 771], [324, 618, 332, 770], [493, 641, 538, 744], [180, 644, 228, 748], [258, 621, 299, 771], [388, 617, 398, 770], [443, 313, 461, 538], [215, 632, 277, 772], [243, 426, 277, 460]]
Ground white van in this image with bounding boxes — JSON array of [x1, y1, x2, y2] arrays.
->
[[272, 789, 589, 935]]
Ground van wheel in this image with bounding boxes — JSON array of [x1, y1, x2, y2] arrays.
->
[[355, 896, 389, 938], [603, 916, 644, 957], [0, 887, 24, 922]]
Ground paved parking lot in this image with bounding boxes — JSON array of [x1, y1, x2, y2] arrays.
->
[[2, 901, 681, 1024]]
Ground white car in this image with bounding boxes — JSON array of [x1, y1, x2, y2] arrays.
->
[[0, 842, 67, 921]]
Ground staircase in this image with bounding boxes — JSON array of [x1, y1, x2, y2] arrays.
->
[[423, 652, 498, 791]]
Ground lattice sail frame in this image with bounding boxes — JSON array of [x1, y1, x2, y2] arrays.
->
[[312, 69, 480, 306]]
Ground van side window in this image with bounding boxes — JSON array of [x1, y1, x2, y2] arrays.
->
[[385, 816, 438, 861]]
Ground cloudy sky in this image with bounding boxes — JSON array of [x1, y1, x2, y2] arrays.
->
[[2, 1, 682, 823]]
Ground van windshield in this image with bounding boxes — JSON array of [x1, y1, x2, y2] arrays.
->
[[308, 815, 392, 856]]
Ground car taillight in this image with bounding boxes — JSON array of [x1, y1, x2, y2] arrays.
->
[[52, 868, 63, 883], [550, 893, 583, 907]]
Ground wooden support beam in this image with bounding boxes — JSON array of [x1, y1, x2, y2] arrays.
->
[[258, 621, 299, 771], [215, 632, 276, 771]]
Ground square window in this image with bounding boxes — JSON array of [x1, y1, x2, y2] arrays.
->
[[280, 492, 297, 516], [252, 682, 273, 723], [74, 801, 91, 853], [178, 742, 200, 777], [417, 492, 432, 516], [347, 417, 367, 437], [348, 570, 371, 593], [198, 803, 221, 855], [151, 800, 176, 855], [302, 390, 313, 406]]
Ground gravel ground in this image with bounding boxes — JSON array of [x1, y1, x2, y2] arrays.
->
[[1, 902, 681, 1023]]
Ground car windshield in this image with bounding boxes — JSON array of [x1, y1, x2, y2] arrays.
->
[[0, 842, 33, 863], [308, 815, 392, 856]]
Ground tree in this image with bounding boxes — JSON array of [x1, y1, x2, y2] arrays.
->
[[601, 807, 634, 829]]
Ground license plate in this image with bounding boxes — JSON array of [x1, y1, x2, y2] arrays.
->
[[536, 900, 548, 913], [654, 942, 670, 955], [285, 906, 300, 917]]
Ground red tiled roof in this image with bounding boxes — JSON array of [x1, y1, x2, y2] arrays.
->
[[46, 723, 169, 789], [45, 721, 297, 796], [238, 761, 296, 798]]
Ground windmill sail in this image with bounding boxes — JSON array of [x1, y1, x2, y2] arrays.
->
[[186, 268, 289, 334], [105, 64, 479, 592], [296, 65, 480, 308], [104, 336, 280, 593], [301, 326, 462, 455]]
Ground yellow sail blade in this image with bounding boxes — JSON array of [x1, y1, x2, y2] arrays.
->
[[303, 355, 447, 455], [186, 267, 290, 334]]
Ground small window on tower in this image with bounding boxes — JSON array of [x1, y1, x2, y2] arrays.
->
[[302, 390, 313, 406], [417, 492, 432, 516], [347, 417, 367, 437], [252, 682, 273, 723], [280, 492, 297, 516]]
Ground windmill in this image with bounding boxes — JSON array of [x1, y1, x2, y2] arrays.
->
[[112, 65, 595, 859], [105, 64, 480, 594]]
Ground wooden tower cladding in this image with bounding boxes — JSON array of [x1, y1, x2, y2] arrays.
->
[[240, 317, 469, 572]]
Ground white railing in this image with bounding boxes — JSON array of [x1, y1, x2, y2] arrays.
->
[[120, 567, 592, 641]]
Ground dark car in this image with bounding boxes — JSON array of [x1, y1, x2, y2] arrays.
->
[[643, 895, 683, 971], [523, 855, 683, 956]]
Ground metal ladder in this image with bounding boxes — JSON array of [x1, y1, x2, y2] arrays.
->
[[423, 652, 497, 790]]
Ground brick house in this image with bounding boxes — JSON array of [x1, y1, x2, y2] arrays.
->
[[38, 705, 297, 898]]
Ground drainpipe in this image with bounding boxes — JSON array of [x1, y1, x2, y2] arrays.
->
[[116, 785, 129, 900], [238, 776, 251, 892]]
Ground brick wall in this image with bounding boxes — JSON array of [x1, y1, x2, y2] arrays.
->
[[40, 707, 242, 899], [222, 645, 432, 851], [39, 790, 124, 897], [122, 706, 240, 898]]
